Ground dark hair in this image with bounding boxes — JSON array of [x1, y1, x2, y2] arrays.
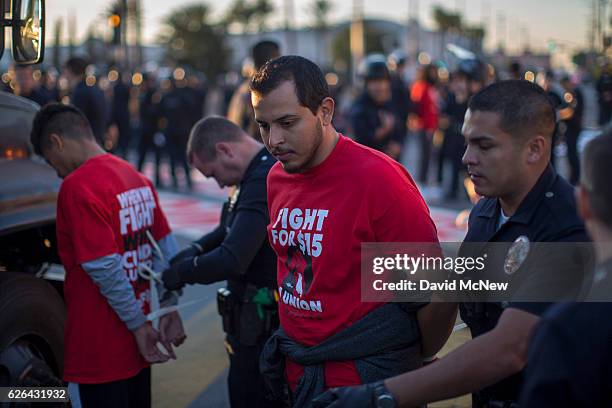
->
[[468, 80, 556, 141], [252, 40, 281, 71], [64, 57, 88, 77], [30, 103, 94, 156], [582, 131, 612, 228], [187, 116, 245, 162], [250, 55, 330, 115]]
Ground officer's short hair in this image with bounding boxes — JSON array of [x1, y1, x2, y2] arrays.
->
[[582, 131, 612, 228], [30, 103, 94, 156], [469, 80, 556, 142], [187, 116, 245, 163], [250, 56, 330, 116]]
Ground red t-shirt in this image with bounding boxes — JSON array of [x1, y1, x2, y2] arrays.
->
[[56, 154, 171, 383], [267, 135, 439, 390]]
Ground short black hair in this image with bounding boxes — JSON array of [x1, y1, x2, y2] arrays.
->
[[187, 116, 245, 163], [250, 55, 330, 115], [468, 80, 556, 141], [252, 40, 281, 71], [582, 131, 612, 228], [64, 57, 88, 77], [30, 103, 94, 156]]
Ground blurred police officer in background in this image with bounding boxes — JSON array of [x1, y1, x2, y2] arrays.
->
[[158, 75, 195, 191], [13, 65, 54, 106], [387, 51, 412, 142], [227, 40, 281, 141], [350, 54, 405, 160], [519, 131, 612, 408], [161, 117, 280, 408], [559, 75, 584, 185], [136, 73, 163, 187], [63, 57, 108, 147], [313, 80, 592, 408]]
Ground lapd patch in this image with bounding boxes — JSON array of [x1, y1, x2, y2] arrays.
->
[[504, 235, 530, 275]]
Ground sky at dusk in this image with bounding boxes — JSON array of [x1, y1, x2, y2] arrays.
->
[[48, 0, 594, 54]]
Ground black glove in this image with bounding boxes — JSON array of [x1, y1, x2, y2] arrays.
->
[[162, 258, 192, 291], [312, 381, 395, 408], [170, 244, 201, 267]]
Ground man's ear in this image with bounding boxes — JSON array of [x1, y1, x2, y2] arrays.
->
[[319, 97, 335, 126], [49, 133, 64, 151], [216, 142, 233, 158], [525, 135, 547, 164], [576, 185, 592, 222]]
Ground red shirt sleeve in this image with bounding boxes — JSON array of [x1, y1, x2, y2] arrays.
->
[[61, 182, 119, 265]]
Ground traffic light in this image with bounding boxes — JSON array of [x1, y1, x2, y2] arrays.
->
[[109, 8, 121, 46]]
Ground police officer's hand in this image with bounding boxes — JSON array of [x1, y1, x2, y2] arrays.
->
[[133, 323, 171, 364], [312, 382, 380, 408], [170, 244, 200, 267], [162, 259, 190, 291], [159, 311, 187, 354]]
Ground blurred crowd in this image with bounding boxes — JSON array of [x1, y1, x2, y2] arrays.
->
[[3, 46, 612, 201]]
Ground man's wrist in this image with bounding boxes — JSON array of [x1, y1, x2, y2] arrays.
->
[[372, 380, 397, 408]]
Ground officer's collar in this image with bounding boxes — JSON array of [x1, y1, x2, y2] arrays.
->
[[475, 164, 557, 224], [243, 147, 270, 179]]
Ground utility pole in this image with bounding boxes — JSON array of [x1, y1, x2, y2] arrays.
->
[[284, 0, 297, 54], [68, 11, 76, 58], [407, 0, 420, 62], [350, 0, 365, 84]]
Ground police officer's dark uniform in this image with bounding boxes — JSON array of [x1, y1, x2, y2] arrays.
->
[[71, 79, 108, 147], [163, 148, 279, 408], [159, 83, 195, 190], [519, 276, 612, 407], [459, 164, 592, 408], [350, 57, 405, 157]]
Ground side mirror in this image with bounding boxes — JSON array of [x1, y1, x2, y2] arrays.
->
[[11, 0, 44, 64]]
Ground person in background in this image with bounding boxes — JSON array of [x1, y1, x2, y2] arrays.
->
[[350, 54, 405, 160], [560, 75, 584, 185], [227, 40, 281, 141], [14, 65, 54, 106], [411, 63, 439, 184], [63, 57, 108, 147], [136, 73, 162, 188]]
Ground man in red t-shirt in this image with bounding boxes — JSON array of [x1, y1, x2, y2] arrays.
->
[[30, 104, 186, 408], [251, 56, 457, 406]]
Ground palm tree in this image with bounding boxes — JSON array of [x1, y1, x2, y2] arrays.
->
[[159, 4, 230, 82]]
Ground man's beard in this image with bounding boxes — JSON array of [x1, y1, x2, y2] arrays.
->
[[283, 119, 323, 174]]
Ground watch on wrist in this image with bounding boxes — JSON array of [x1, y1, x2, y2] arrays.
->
[[373, 381, 397, 408]]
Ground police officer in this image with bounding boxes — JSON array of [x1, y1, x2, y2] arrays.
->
[[161, 116, 279, 408], [63, 57, 108, 147], [313, 80, 592, 408], [158, 74, 194, 190], [227, 40, 281, 140], [519, 131, 612, 408], [350, 54, 405, 160]]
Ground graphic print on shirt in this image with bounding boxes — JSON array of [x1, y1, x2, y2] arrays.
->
[[116, 186, 157, 311], [271, 207, 329, 314]]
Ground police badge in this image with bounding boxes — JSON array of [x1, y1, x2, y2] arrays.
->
[[504, 235, 530, 275]]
